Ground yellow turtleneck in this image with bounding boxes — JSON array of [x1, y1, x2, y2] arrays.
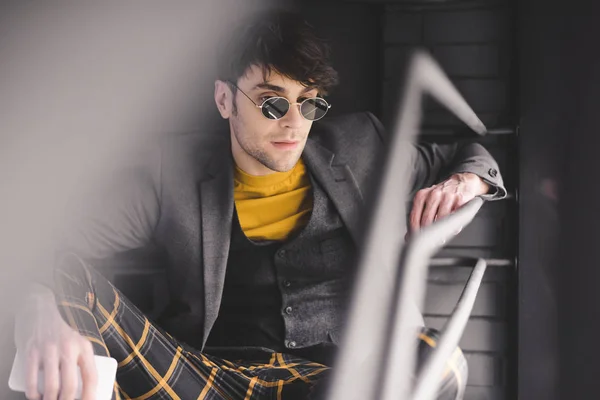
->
[[234, 159, 313, 241]]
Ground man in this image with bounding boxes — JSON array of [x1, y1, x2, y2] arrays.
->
[[16, 10, 506, 400]]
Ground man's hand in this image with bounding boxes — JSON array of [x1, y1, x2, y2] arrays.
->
[[409, 172, 489, 233], [17, 288, 97, 400]]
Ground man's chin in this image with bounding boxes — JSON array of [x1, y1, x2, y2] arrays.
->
[[263, 157, 301, 173], [268, 164, 296, 173]]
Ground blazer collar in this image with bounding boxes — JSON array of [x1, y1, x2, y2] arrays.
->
[[303, 138, 365, 245], [199, 150, 234, 344]]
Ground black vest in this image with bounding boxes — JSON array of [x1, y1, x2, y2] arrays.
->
[[206, 174, 357, 361]]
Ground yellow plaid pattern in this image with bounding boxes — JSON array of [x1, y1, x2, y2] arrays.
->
[[54, 256, 329, 400], [416, 327, 469, 400]]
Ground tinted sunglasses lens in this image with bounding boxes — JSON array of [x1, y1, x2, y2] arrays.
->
[[262, 98, 289, 119], [301, 98, 329, 120]]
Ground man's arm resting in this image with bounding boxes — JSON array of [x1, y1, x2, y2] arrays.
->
[[364, 111, 506, 232], [409, 141, 506, 200], [408, 141, 507, 232]]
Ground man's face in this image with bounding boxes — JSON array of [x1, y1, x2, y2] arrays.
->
[[214, 65, 318, 175]]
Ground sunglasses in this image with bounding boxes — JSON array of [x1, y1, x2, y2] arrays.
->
[[229, 82, 331, 121]]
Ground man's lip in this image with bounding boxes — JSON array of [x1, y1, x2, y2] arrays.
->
[[271, 141, 299, 149]]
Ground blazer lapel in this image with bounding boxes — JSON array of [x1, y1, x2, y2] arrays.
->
[[199, 153, 234, 344], [303, 138, 365, 245]]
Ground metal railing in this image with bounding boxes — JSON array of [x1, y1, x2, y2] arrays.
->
[[412, 257, 486, 400], [380, 198, 485, 400], [326, 50, 488, 400]]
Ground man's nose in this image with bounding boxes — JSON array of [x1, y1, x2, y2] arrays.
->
[[280, 103, 305, 129]]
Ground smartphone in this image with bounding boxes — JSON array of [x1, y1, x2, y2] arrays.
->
[[8, 349, 118, 400]]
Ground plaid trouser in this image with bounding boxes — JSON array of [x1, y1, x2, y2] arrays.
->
[[54, 254, 467, 400]]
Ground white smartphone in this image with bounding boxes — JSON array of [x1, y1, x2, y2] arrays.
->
[[8, 349, 118, 400]]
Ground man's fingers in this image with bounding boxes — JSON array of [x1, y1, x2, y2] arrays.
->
[[420, 190, 442, 227], [79, 340, 98, 400], [59, 343, 80, 400], [410, 183, 478, 233], [410, 188, 431, 232], [25, 347, 41, 400], [435, 194, 456, 221], [42, 345, 60, 400]]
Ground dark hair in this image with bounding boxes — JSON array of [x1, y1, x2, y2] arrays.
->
[[218, 10, 339, 95]]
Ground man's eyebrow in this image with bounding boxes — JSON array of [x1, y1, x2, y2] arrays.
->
[[300, 86, 318, 94], [253, 82, 318, 95], [253, 82, 286, 93]]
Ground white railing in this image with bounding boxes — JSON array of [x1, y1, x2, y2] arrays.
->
[[412, 257, 487, 400], [327, 50, 488, 400]]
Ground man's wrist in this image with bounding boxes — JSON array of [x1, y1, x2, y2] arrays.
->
[[451, 172, 490, 195]]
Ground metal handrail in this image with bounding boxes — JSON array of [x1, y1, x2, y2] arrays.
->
[[380, 198, 484, 400], [327, 50, 487, 400], [430, 257, 513, 267], [412, 258, 487, 400]]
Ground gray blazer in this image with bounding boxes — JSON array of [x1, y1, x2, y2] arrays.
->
[[56, 112, 505, 350]]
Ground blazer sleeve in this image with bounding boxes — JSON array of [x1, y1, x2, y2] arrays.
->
[[35, 146, 163, 287], [366, 112, 507, 200]]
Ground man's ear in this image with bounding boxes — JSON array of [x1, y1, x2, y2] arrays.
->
[[214, 80, 232, 119]]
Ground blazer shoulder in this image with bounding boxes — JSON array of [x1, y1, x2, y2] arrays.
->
[[310, 112, 386, 158], [313, 111, 381, 135], [158, 131, 229, 178], [160, 131, 228, 159]]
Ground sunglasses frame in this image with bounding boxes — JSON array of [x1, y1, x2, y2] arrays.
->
[[228, 82, 331, 121]]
